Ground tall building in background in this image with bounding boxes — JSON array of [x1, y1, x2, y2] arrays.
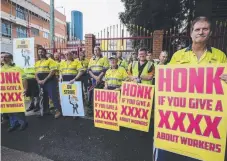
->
[[1, 0, 67, 53], [66, 22, 71, 41], [71, 10, 83, 40]]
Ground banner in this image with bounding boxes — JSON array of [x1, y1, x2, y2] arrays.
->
[[94, 89, 120, 131], [13, 38, 35, 68], [119, 82, 154, 132], [154, 65, 227, 161], [59, 82, 85, 116], [0, 72, 25, 113]]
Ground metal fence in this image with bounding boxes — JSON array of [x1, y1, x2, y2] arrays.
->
[[163, 20, 227, 58]]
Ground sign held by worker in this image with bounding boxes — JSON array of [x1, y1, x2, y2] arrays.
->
[[94, 89, 120, 131], [154, 65, 227, 161], [119, 82, 154, 132], [13, 38, 35, 68], [59, 82, 84, 116], [0, 72, 26, 113]]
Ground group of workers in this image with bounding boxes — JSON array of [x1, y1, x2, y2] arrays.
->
[[1, 16, 227, 161]]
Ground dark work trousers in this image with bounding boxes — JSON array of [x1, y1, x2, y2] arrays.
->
[[79, 73, 89, 101], [8, 113, 26, 127], [40, 77, 61, 112]]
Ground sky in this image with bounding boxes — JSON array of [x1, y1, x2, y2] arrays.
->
[[43, 0, 125, 36]]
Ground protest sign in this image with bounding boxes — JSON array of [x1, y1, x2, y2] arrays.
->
[[94, 89, 120, 131], [59, 82, 84, 116], [154, 65, 227, 161], [119, 82, 154, 132], [0, 72, 25, 113], [13, 38, 35, 68]]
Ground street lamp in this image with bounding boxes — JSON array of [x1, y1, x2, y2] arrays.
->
[[56, 6, 65, 15]]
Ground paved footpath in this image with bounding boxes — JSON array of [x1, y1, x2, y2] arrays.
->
[[1, 115, 155, 161]]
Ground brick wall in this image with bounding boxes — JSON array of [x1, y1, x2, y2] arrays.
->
[[85, 34, 95, 59], [152, 30, 164, 59]]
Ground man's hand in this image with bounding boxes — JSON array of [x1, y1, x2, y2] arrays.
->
[[220, 74, 227, 83], [69, 79, 75, 84], [38, 80, 45, 85], [114, 88, 121, 91]]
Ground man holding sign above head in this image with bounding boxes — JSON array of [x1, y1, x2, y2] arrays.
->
[[1, 52, 28, 132], [153, 16, 227, 161], [104, 53, 128, 90], [128, 48, 155, 85]]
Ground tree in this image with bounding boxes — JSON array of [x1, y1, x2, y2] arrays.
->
[[119, 0, 196, 49]]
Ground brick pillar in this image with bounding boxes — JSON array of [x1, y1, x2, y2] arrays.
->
[[152, 30, 164, 59], [85, 34, 96, 59]]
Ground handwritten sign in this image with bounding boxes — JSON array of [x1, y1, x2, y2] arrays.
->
[[154, 65, 227, 161]]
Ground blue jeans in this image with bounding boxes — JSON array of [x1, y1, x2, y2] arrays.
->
[[41, 78, 61, 111], [9, 113, 26, 127]]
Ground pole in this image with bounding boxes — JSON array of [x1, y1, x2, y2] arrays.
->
[[50, 0, 55, 54]]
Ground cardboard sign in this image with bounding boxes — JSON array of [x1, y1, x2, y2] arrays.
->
[[0, 72, 25, 113], [59, 82, 84, 116], [119, 82, 154, 132], [94, 89, 120, 131], [154, 65, 227, 161]]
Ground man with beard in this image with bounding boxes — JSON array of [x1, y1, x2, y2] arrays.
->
[[35, 47, 61, 119]]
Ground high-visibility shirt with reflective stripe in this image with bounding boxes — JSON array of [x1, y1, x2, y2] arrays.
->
[[35, 59, 58, 73], [60, 59, 83, 75], [118, 59, 128, 70], [169, 46, 227, 65], [88, 56, 109, 73], [54, 60, 61, 75], [78, 58, 89, 70], [1, 64, 26, 80], [24, 67, 35, 79], [104, 66, 128, 88]]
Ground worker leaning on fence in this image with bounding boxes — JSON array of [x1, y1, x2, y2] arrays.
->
[[59, 51, 84, 83], [104, 53, 128, 90], [87, 46, 109, 115], [24, 67, 40, 112], [153, 16, 227, 161], [1, 52, 28, 132], [128, 48, 155, 85], [35, 47, 61, 119]]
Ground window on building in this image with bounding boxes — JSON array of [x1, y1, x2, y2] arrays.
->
[[1, 20, 11, 38], [43, 32, 49, 39], [16, 5, 27, 20], [16, 26, 27, 38], [31, 27, 39, 36]]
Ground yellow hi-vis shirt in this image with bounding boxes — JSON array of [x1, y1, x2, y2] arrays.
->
[[59, 59, 83, 76], [118, 58, 128, 70], [2, 64, 26, 80], [169, 46, 227, 64], [104, 66, 128, 88], [88, 56, 109, 74], [78, 58, 89, 70], [24, 67, 35, 79], [35, 59, 58, 74]]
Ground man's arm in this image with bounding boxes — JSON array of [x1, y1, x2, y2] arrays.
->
[[43, 70, 56, 83]]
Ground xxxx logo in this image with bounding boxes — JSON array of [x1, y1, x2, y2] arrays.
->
[[95, 110, 117, 121], [158, 110, 222, 139], [121, 105, 149, 120]]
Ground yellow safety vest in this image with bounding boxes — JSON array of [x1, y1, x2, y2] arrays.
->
[[60, 59, 83, 76], [88, 56, 109, 74], [118, 59, 128, 70], [35, 59, 58, 74], [24, 67, 35, 79], [2, 64, 26, 80], [104, 66, 128, 88], [131, 61, 153, 85]]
